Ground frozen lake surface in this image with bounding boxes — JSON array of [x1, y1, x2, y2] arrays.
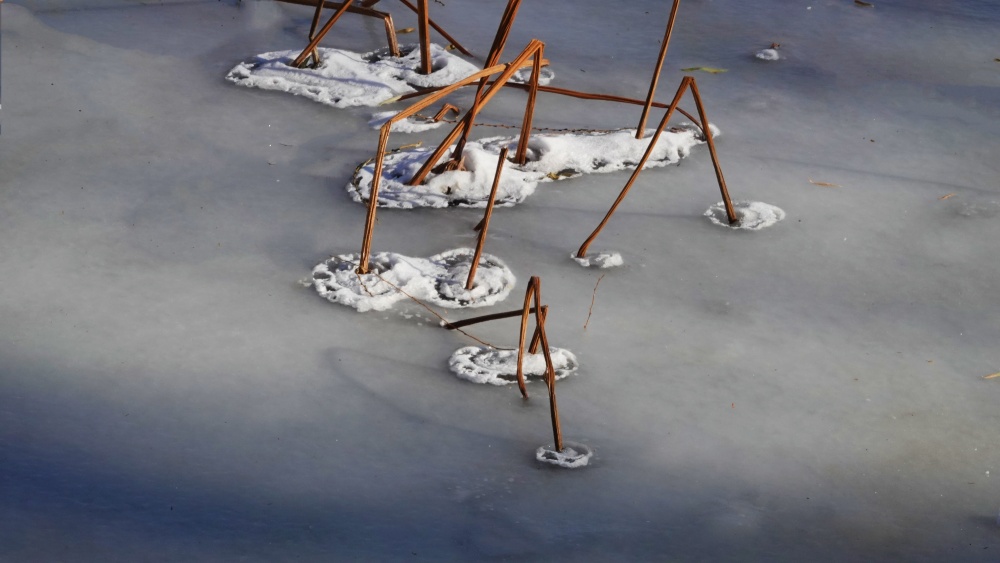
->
[[2, 0, 999, 560]]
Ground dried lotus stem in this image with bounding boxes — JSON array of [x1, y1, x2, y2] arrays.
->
[[278, 0, 400, 56], [465, 147, 509, 290], [517, 277, 562, 451], [431, 103, 460, 121], [636, 0, 682, 138], [292, 0, 355, 68], [689, 78, 737, 224], [416, 0, 432, 75], [395, 0, 473, 56], [576, 76, 738, 258]]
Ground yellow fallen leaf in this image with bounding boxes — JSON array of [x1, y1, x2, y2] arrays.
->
[[398, 27, 416, 34], [446, 44, 458, 51], [983, 372, 1000, 379], [546, 168, 578, 180], [681, 67, 728, 74], [939, 193, 957, 200], [854, 0, 874, 7], [808, 178, 840, 187]]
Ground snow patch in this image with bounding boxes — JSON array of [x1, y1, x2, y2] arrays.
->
[[312, 248, 514, 312], [226, 44, 479, 108], [571, 251, 623, 269], [349, 124, 718, 208], [755, 48, 780, 61], [536, 442, 593, 468], [705, 200, 785, 230], [449, 346, 579, 386]]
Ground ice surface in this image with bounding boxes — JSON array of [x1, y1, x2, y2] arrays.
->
[[349, 124, 717, 208], [449, 346, 579, 386], [4, 0, 1000, 560], [311, 248, 515, 312], [226, 44, 479, 108], [571, 251, 624, 269]]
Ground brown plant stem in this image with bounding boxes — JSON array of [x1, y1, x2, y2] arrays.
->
[[465, 147, 508, 290], [292, 0, 355, 68], [636, 0, 682, 138]]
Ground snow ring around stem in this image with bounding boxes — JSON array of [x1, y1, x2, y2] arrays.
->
[[311, 249, 515, 312], [428, 248, 516, 307], [536, 442, 593, 469], [704, 200, 786, 230], [509, 66, 555, 86], [755, 48, 780, 61], [449, 346, 579, 386], [571, 251, 623, 269], [312, 253, 411, 312]]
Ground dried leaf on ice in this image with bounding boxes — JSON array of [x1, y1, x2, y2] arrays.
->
[[546, 168, 578, 180], [938, 193, 957, 200], [398, 27, 416, 34], [808, 178, 840, 187], [983, 372, 1000, 380], [854, 0, 875, 7], [681, 67, 728, 74]]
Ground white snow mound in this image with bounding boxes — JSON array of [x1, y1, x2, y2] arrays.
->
[[226, 44, 480, 108], [755, 48, 780, 61], [704, 200, 786, 230], [571, 251, 623, 269], [449, 346, 579, 386], [349, 123, 720, 208], [536, 442, 593, 468], [312, 248, 514, 312]]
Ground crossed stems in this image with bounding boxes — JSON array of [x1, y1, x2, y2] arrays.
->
[[357, 39, 545, 274], [576, 75, 738, 258], [282, 0, 472, 70], [444, 276, 563, 452]]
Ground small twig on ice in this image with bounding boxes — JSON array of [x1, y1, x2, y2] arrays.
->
[[583, 274, 606, 330]]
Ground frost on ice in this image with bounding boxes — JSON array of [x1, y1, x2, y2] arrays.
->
[[571, 251, 624, 269], [449, 346, 579, 386], [311, 248, 514, 312], [705, 200, 786, 230], [226, 44, 479, 108], [349, 124, 720, 208], [536, 442, 593, 469]]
